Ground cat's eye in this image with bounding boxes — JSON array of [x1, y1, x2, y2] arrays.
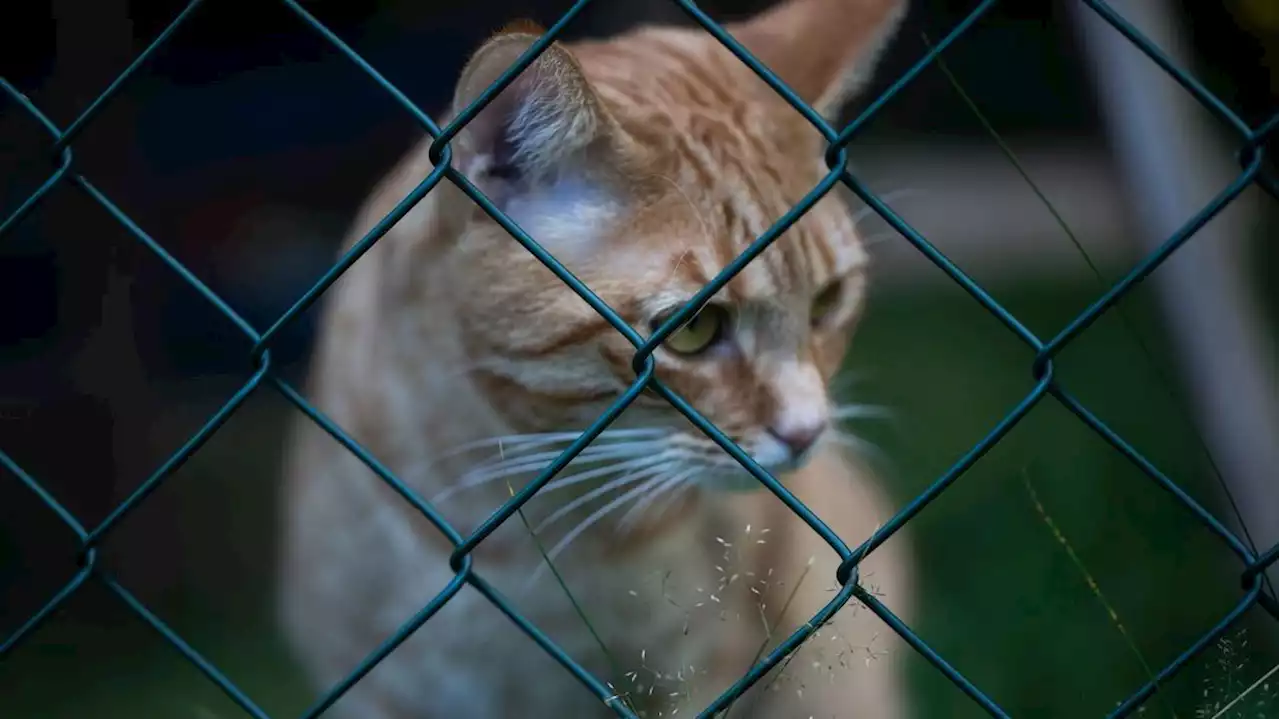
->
[[652, 304, 729, 356], [811, 280, 842, 326]]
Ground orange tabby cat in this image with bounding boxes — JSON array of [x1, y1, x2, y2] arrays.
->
[[278, 0, 915, 716]]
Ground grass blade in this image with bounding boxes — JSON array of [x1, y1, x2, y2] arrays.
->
[[924, 31, 1273, 599]]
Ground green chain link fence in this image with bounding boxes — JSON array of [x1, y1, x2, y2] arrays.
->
[[1, 0, 1276, 716]]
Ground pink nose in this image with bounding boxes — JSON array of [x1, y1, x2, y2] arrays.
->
[[766, 422, 826, 456]]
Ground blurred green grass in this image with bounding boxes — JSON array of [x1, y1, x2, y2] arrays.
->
[[1, 276, 1276, 718]]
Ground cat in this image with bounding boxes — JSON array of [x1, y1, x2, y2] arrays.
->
[[277, 0, 915, 716]]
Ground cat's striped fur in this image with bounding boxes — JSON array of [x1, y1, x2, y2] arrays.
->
[[278, 0, 915, 716]]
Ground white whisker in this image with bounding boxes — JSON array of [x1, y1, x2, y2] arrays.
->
[[616, 466, 701, 534], [830, 371, 869, 395], [468, 442, 660, 479], [832, 404, 894, 421], [537, 454, 674, 496], [829, 430, 871, 452], [431, 442, 663, 504], [829, 430, 891, 467], [648, 472, 698, 524], [532, 461, 672, 535], [850, 188, 929, 230], [527, 474, 670, 589], [858, 230, 902, 248], [440, 428, 666, 460]]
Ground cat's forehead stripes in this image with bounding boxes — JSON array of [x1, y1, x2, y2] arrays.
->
[[656, 205, 858, 298], [573, 29, 868, 308]]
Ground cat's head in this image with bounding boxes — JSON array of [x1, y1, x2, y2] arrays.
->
[[443, 0, 907, 487]]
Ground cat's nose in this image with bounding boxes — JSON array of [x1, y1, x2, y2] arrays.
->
[[766, 421, 827, 457]]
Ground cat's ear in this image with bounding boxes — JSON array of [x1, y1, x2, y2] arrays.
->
[[728, 0, 908, 119], [450, 21, 610, 183]]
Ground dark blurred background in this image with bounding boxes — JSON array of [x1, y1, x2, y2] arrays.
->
[[1, 0, 1277, 717]]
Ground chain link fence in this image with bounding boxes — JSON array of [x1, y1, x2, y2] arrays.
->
[[1, 0, 1276, 717]]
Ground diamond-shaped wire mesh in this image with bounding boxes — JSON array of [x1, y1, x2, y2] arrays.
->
[[1, 0, 1276, 717]]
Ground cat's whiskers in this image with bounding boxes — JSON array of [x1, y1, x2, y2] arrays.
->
[[828, 428, 890, 467], [526, 472, 674, 590], [442, 428, 667, 460], [859, 229, 903, 248], [616, 465, 703, 534], [431, 437, 668, 504], [646, 471, 699, 526], [467, 442, 663, 482], [532, 458, 679, 535], [536, 453, 675, 497], [850, 187, 928, 231], [831, 402, 893, 421], [829, 398, 897, 468]]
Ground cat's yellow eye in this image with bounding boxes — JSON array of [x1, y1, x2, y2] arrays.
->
[[811, 280, 842, 326], [654, 305, 728, 356]]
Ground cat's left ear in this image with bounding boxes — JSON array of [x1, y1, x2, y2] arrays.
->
[[449, 22, 616, 183], [728, 0, 909, 119]]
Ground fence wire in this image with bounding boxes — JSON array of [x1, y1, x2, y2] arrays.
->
[[1, 0, 1277, 717]]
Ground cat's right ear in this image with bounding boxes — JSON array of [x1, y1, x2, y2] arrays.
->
[[728, 0, 908, 119], [449, 22, 610, 185]]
